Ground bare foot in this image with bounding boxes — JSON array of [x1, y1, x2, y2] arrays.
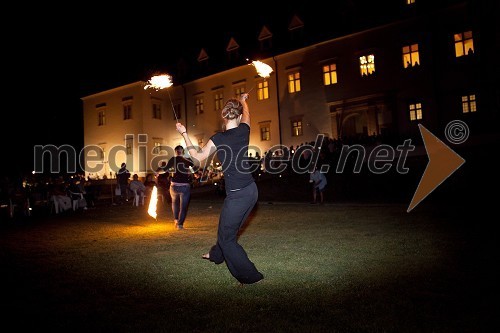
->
[[201, 253, 210, 260]]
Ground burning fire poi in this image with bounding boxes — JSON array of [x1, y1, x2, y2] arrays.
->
[[148, 185, 158, 219], [250, 60, 273, 78], [144, 74, 173, 91]]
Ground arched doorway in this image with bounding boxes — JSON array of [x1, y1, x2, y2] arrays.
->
[[342, 113, 367, 138]]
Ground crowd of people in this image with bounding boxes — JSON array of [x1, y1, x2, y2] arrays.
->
[[0, 174, 97, 219], [2, 106, 400, 221]]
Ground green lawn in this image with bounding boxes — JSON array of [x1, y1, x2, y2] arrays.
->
[[0, 198, 493, 332]]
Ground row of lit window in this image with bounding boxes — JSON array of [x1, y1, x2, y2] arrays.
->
[[96, 94, 476, 146], [290, 31, 474, 93], [409, 94, 476, 121], [95, 31, 474, 125], [255, 94, 477, 142], [98, 92, 476, 133]]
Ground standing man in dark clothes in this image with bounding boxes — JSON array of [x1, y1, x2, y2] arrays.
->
[[116, 163, 130, 204], [165, 145, 195, 230]]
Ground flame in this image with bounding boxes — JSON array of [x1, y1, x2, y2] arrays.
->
[[148, 186, 158, 219], [144, 74, 173, 90], [251, 60, 273, 78]]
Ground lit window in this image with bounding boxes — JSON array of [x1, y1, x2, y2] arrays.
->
[[260, 123, 270, 141], [288, 72, 301, 93], [409, 102, 423, 121], [462, 94, 476, 113], [406, 0, 415, 4], [153, 141, 162, 154], [257, 81, 269, 100], [323, 64, 337, 85], [195, 97, 204, 115], [214, 92, 224, 111], [360, 54, 375, 76], [402, 44, 420, 68], [291, 119, 303, 136], [454, 31, 474, 57]]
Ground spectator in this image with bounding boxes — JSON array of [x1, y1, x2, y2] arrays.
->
[[48, 182, 71, 213], [68, 178, 87, 210], [309, 166, 327, 204], [129, 174, 146, 206], [165, 145, 196, 230], [116, 163, 130, 204]]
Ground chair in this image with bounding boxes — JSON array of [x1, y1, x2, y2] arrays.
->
[[0, 198, 14, 218], [50, 196, 60, 214], [6, 194, 31, 218], [132, 189, 145, 206], [68, 190, 84, 211]]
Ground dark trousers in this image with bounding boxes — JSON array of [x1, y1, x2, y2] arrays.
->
[[169, 184, 191, 225], [208, 182, 263, 284], [118, 183, 128, 204]]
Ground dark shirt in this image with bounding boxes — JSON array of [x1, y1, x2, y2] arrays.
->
[[210, 123, 254, 192], [117, 167, 130, 185], [156, 166, 170, 189], [166, 156, 194, 184], [67, 183, 84, 200]]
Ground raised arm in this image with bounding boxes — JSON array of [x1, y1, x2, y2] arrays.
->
[[240, 93, 250, 126], [175, 123, 216, 166]]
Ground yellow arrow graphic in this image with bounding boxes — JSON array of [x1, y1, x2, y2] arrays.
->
[[407, 124, 466, 212]]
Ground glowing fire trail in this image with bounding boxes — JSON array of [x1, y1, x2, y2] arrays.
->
[[148, 185, 158, 219]]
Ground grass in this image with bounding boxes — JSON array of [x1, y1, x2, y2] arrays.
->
[[0, 197, 493, 332]]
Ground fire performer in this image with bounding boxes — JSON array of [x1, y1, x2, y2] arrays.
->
[[175, 93, 264, 285], [165, 145, 196, 230]]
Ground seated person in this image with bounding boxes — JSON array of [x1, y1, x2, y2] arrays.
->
[[48, 182, 72, 213], [67, 178, 88, 210], [129, 174, 146, 205], [143, 173, 157, 197], [76, 175, 96, 207]]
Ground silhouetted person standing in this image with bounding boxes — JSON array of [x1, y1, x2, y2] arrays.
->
[[116, 163, 130, 204], [165, 145, 195, 230], [156, 161, 170, 203]]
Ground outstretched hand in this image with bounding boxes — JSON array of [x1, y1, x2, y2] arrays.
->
[[240, 93, 249, 101], [176, 122, 186, 134]]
